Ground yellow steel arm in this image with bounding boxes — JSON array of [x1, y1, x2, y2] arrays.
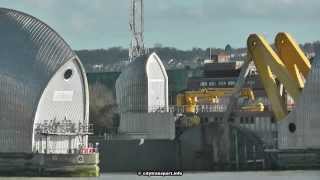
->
[[248, 34, 302, 101], [247, 33, 311, 121], [275, 32, 311, 88], [247, 51, 287, 120]]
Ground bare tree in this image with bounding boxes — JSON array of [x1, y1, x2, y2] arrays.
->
[[89, 82, 117, 132]]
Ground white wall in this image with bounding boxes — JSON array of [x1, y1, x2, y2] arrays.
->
[[32, 58, 88, 153], [146, 53, 168, 112]]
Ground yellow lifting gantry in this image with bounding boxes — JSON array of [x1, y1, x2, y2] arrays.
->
[[176, 88, 255, 113], [247, 32, 311, 120]]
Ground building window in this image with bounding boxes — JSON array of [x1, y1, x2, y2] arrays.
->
[[200, 81, 208, 87], [228, 81, 235, 86], [209, 81, 216, 86], [218, 81, 227, 86]]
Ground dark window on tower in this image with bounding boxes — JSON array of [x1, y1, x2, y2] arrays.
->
[[289, 123, 296, 133], [64, 69, 73, 80]]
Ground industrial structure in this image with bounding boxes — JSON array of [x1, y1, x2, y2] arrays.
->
[[115, 53, 174, 139], [5, 0, 320, 174], [116, 53, 168, 113], [113, 0, 174, 140], [0, 8, 98, 176], [247, 33, 320, 155], [99, 32, 320, 171], [0, 1, 316, 174], [180, 32, 320, 168], [129, 0, 145, 62]]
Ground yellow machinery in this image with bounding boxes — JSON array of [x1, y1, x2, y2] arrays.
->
[[247, 32, 311, 120], [182, 32, 311, 163], [177, 32, 310, 122], [240, 102, 264, 112], [176, 88, 256, 113]]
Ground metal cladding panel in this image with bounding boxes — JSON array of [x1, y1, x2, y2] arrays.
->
[[0, 8, 87, 153], [119, 112, 175, 140], [115, 52, 168, 113], [116, 55, 148, 113], [115, 53, 172, 139], [278, 57, 320, 149]]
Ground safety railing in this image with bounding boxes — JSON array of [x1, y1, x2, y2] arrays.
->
[[34, 119, 94, 135], [121, 104, 235, 114], [168, 104, 228, 113]]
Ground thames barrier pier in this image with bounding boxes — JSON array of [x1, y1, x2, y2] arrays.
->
[[0, 8, 99, 176]]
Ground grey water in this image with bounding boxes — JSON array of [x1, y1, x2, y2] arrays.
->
[[0, 171, 320, 180]]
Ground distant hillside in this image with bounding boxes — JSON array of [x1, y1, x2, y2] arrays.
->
[[75, 41, 320, 72], [76, 47, 128, 66]]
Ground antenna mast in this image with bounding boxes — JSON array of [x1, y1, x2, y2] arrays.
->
[[129, 0, 145, 62]]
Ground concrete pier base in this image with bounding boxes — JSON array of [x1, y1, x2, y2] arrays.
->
[[0, 153, 99, 177], [277, 149, 320, 170]]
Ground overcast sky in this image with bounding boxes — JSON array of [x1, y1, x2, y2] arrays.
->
[[1, 0, 319, 50]]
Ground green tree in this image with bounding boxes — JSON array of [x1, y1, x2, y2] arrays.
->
[[225, 44, 232, 54]]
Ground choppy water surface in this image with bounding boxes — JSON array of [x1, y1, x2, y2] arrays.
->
[[0, 171, 320, 180]]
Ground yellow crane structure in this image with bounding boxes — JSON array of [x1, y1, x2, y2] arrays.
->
[[247, 32, 311, 120], [174, 32, 311, 164], [215, 32, 311, 164], [176, 87, 256, 113], [176, 32, 310, 122], [175, 32, 311, 165]]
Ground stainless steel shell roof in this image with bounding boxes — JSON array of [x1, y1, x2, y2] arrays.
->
[[278, 57, 320, 149], [116, 53, 167, 87], [0, 8, 78, 152], [115, 53, 168, 113], [117, 54, 150, 81]]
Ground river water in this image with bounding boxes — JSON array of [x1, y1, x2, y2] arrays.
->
[[0, 171, 319, 180]]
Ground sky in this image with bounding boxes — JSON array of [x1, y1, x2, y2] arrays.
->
[[1, 0, 319, 50]]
